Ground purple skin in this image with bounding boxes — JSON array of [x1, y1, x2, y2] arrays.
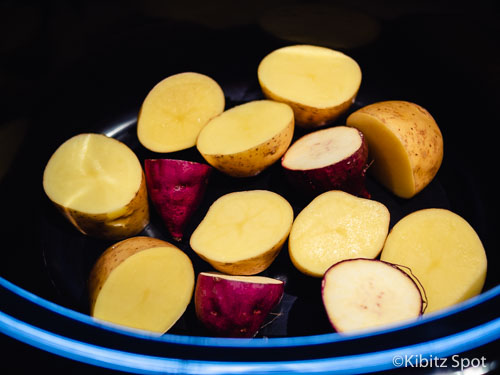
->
[[195, 273, 284, 338], [144, 159, 212, 241], [282, 132, 371, 198]]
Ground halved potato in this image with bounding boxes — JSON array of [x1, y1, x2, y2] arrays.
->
[[346, 101, 443, 198], [190, 190, 294, 275], [137, 72, 225, 153], [89, 236, 195, 333], [258, 45, 361, 128], [289, 190, 390, 277], [197, 100, 294, 177], [43, 133, 149, 240], [381, 208, 487, 313]]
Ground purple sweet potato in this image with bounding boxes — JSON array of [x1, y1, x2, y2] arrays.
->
[[195, 272, 284, 338], [144, 159, 212, 241]]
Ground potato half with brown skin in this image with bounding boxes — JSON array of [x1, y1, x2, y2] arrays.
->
[[190, 190, 294, 275], [89, 236, 194, 333], [43, 133, 149, 241], [258, 45, 362, 128], [137, 72, 225, 153], [197, 100, 294, 177], [346, 101, 443, 198]]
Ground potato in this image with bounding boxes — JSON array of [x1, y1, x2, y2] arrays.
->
[[196, 100, 294, 177], [190, 190, 294, 275], [346, 100, 443, 198], [89, 236, 195, 333], [380, 209, 487, 314], [195, 272, 284, 338], [137, 72, 225, 153], [289, 190, 390, 277], [258, 45, 361, 128], [144, 159, 212, 241], [281, 126, 370, 198], [43, 133, 149, 241], [322, 259, 423, 333]]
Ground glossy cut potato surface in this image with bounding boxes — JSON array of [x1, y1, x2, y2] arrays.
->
[[381, 209, 487, 314], [137, 72, 225, 152], [43, 133, 149, 240]]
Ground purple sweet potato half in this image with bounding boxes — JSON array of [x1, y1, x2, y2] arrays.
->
[[195, 272, 285, 338], [144, 159, 212, 241], [282, 126, 370, 198]]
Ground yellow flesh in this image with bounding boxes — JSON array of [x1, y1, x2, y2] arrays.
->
[[289, 191, 389, 277], [323, 260, 422, 332], [258, 45, 361, 108], [93, 246, 194, 333], [138, 72, 225, 152], [282, 126, 361, 170], [381, 209, 487, 314], [190, 190, 294, 263], [196, 100, 293, 155], [347, 112, 415, 197], [43, 134, 142, 214]]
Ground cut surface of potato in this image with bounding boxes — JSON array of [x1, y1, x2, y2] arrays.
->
[[258, 45, 361, 127], [190, 190, 294, 275], [43, 133, 149, 240], [197, 100, 294, 177], [282, 125, 370, 197], [346, 101, 443, 198], [137, 72, 225, 152], [289, 190, 390, 277], [381, 209, 487, 314], [195, 271, 284, 337], [89, 236, 194, 333], [322, 259, 423, 333]]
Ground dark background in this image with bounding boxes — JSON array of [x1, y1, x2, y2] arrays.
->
[[1, 0, 499, 373]]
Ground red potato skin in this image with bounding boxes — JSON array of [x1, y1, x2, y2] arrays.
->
[[282, 132, 371, 198], [194, 273, 285, 338], [144, 159, 212, 241]]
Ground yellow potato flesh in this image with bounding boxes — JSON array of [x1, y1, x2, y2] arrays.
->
[[93, 246, 194, 333], [258, 45, 361, 109], [196, 100, 293, 155], [43, 133, 142, 214], [137, 72, 225, 152], [381, 209, 487, 314], [289, 191, 390, 277], [190, 190, 293, 268], [347, 101, 443, 198]]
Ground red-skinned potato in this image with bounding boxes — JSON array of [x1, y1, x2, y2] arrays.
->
[[144, 159, 212, 241], [281, 126, 370, 198], [322, 258, 424, 333], [195, 272, 284, 338]]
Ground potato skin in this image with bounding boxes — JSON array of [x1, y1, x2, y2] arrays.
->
[[195, 273, 284, 338], [347, 101, 443, 197], [54, 172, 149, 241], [196, 233, 288, 275], [199, 117, 294, 177], [88, 236, 178, 314], [261, 84, 356, 129]]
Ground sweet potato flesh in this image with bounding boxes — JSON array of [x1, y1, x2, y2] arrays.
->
[[323, 259, 422, 332], [282, 126, 362, 170], [196, 100, 293, 155], [258, 45, 361, 108], [381, 209, 487, 313], [137, 72, 225, 152], [43, 133, 142, 214], [190, 190, 293, 264], [289, 191, 389, 277], [92, 246, 194, 333]]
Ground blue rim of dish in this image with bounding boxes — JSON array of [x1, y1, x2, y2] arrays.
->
[[1, 276, 500, 374]]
